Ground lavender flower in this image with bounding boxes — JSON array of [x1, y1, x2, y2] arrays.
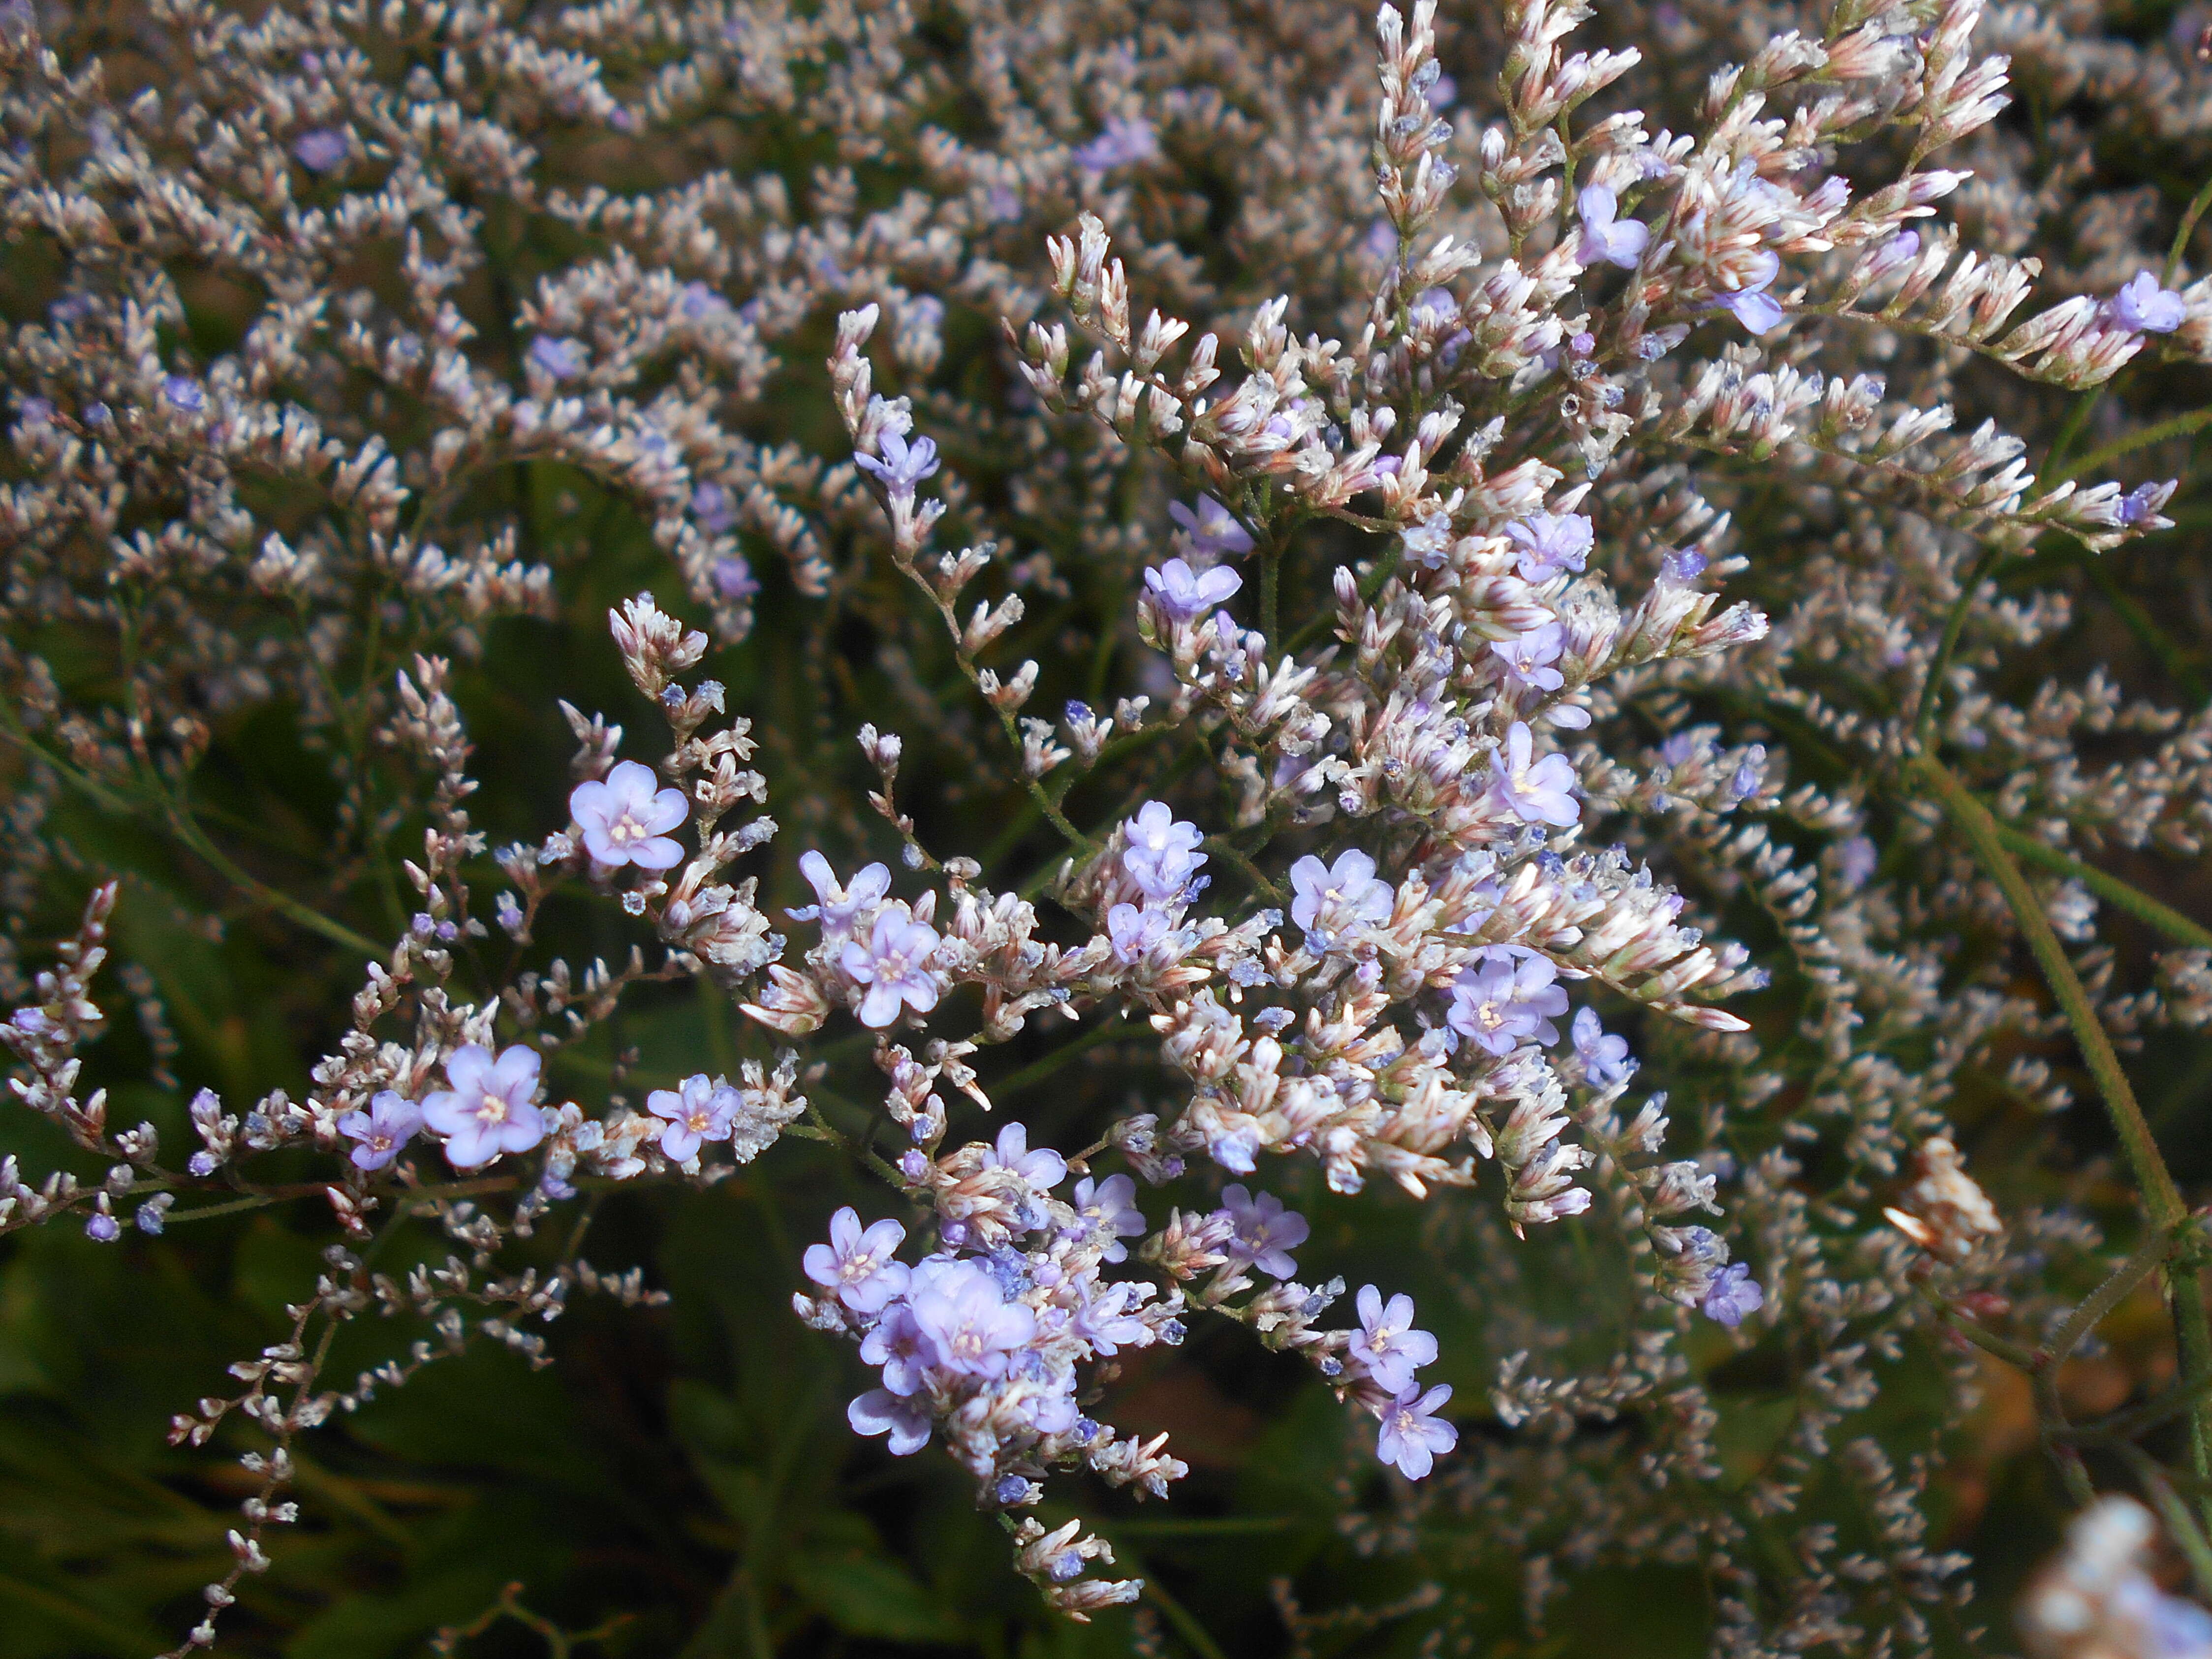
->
[[1375, 1383, 1457, 1479], [1503, 511, 1593, 582], [906, 1257, 1036, 1378], [1168, 495, 1254, 560], [571, 759, 689, 870], [805, 1207, 913, 1312], [1448, 949, 1569, 1056], [1288, 848, 1393, 942], [1106, 901, 1172, 962], [527, 335, 586, 380], [292, 128, 348, 172], [163, 375, 204, 412], [1072, 116, 1157, 172], [1216, 1185, 1308, 1278], [1143, 557, 1242, 622], [792, 851, 892, 941], [1570, 1006, 1633, 1088], [712, 555, 760, 599], [337, 1090, 424, 1171], [982, 1122, 1067, 1191], [85, 1210, 120, 1243], [853, 429, 940, 495], [1575, 184, 1648, 270], [1121, 801, 1207, 901], [1349, 1285, 1438, 1393], [841, 907, 942, 1027], [848, 1388, 933, 1455], [1710, 250, 1785, 335], [1491, 622, 1566, 692], [2109, 271, 2186, 335], [648, 1072, 740, 1160], [692, 480, 739, 533], [1836, 835, 1878, 890], [1700, 1261, 1764, 1327], [421, 1044, 548, 1168], [2119, 480, 2179, 526], [1486, 721, 1580, 827], [1067, 1174, 1147, 1262]]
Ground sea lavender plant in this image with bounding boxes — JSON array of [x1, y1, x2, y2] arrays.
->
[[5, 0, 2212, 1652]]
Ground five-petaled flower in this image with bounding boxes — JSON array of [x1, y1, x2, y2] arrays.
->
[[1349, 1284, 1438, 1393], [1486, 721, 1580, 826], [1217, 1185, 1309, 1279], [1576, 184, 1649, 270], [1503, 511, 1593, 582], [648, 1072, 740, 1161], [292, 129, 347, 172], [337, 1090, 423, 1171], [1122, 802, 1207, 901], [572, 759, 689, 870], [806, 1207, 913, 1312], [1492, 623, 1566, 693], [1701, 1260, 1765, 1327], [1168, 496, 1254, 560], [2109, 270, 2186, 335], [1448, 948, 1569, 1056], [841, 906, 942, 1027], [1376, 1383, 1457, 1479], [1710, 250, 1785, 335], [1289, 848, 1393, 944], [1067, 1174, 1147, 1262], [854, 429, 940, 495], [792, 850, 892, 940], [422, 1044, 548, 1169], [1571, 1005, 1634, 1089], [1143, 557, 1242, 623]]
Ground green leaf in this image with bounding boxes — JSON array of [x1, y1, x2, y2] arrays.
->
[[783, 1549, 966, 1644]]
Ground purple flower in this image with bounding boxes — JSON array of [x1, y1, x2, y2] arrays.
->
[[1862, 231, 1920, 284], [1400, 512, 1454, 569], [791, 851, 892, 939], [1107, 901, 1173, 962], [571, 759, 689, 870], [1711, 250, 1785, 335], [337, 1090, 424, 1171], [1376, 1382, 1457, 1479], [982, 1122, 1066, 1191], [1068, 1173, 1147, 1262], [17, 397, 52, 426], [1486, 721, 1580, 827], [907, 1257, 1037, 1378], [1072, 115, 1157, 172], [805, 1206, 912, 1312], [1576, 184, 1649, 270], [1288, 848, 1393, 940], [849, 1388, 933, 1455], [1448, 948, 1569, 1056], [1217, 1185, 1308, 1278], [1503, 511, 1593, 582], [1350, 1284, 1438, 1393], [860, 1301, 934, 1395], [1570, 1006, 1633, 1089], [1836, 835, 1878, 890], [853, 429, 939, 495], [841, 907, 942, 1027], [2110, 270, 2186, 335], [85, 1211, 121, 1243], [1143, 557, 1242, 622], [1168, 496, 1254, 560], [692, 480, 739, 532], [162, 375, 204, 413], [1122, 801, 1207, 901], [292, 128, 348, 171], [681, 281, 729, 320], [422, 1043, 547, 1169], [1700, 1260, 1764, 1327], [2119, 480, 2178, 526], [648, 1072, 740, 1161], [1491, 622, 1566, 692], [527, 335, 586, 380], [712, 555, 759, 599]]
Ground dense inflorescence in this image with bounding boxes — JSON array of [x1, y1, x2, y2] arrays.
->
[[6, 0, 2212, 1652]]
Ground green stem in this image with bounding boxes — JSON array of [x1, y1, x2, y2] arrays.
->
[[2049, 404, 2212, 485], [990, 1011, 1131, 1099], [2169, 172, 2212, 288], [1914, 753, 2212, 1513], [1990, 822, 2212, 949], [1912, 544, 2003, 742], [2046, 1224, 2185, 1364], [1260, 542, 1281, 649]]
